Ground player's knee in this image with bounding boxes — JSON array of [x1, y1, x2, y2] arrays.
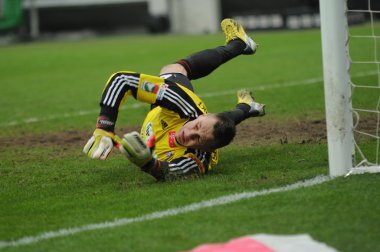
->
[[160, 64, 188, 76]]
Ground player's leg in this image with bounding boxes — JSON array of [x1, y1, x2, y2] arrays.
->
[[175, 18, 257, 80], [219, 89, 265, 125]]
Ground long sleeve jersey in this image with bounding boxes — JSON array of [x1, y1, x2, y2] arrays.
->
[[99, 71, 219, 180]]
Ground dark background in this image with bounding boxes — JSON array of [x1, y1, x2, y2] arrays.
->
[[18, 0, 380, 34]]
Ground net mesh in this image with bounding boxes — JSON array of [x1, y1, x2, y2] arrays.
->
[[347, 0, 380, 170]]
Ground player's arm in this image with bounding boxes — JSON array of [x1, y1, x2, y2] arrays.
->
[[118, 132, 208, 181], [142, 155, 207, 181], [84, 71, 203, 160], [98, 71, 203, 131]]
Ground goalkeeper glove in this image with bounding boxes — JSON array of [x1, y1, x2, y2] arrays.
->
[[117, 132, 158, 168], [83, 115, 119, 160], [83, 128, 116, 160]]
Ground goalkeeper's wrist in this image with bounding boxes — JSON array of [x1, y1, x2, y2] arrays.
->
[[96, 115, 116, 132], [141, 159, 166, 181], [96, 106, 118, 132], [141, 158, 159, 171]]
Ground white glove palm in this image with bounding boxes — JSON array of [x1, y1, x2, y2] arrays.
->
[[83, 129, 115, 160], [118, 131, 154, 167]]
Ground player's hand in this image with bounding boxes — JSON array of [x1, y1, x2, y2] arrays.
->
[[117, 132, 155, 168], [83, 129, 116, 160]]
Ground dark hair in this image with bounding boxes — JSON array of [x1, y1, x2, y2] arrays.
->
[[210, 113, 236, 149]]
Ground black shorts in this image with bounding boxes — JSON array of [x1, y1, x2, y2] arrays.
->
[[159, 73, 194, 91]]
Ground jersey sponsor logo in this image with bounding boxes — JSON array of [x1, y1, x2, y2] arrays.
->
[[156, 83, 168, 101], [210, 149, 219, 169], [161, 120, 168, 130], [198, 101, 208, 113], [142, 81, 159, 94], [145, 122, 153, 139], [168, 131, 177, 148]]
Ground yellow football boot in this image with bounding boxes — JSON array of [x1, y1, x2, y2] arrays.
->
[[221, 18, 257, 55], [237, 89, 265, 116]]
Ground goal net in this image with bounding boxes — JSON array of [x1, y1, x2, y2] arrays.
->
[[320, 0, 380, 176]]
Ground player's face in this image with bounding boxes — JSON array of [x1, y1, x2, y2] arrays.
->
[[175, 114, 218, 151]]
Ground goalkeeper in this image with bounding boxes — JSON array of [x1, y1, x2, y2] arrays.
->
[[83, 19, 265, 181]]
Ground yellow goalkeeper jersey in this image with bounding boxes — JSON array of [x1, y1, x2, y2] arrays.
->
[[100, 71, 219, 177]]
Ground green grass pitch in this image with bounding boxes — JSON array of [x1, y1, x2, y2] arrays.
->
[[0, 24, 379, 251]]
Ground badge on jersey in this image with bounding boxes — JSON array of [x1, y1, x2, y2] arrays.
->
[[142, 81, 159, 94]]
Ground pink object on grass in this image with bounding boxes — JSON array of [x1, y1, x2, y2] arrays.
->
[[189, 236, 275, 252]]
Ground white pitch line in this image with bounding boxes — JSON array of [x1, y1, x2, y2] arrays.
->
[[0, 175, 332, 249], [0, 77, 322, 127], [0, 70, 376, 127], [0, 103, 144, 127]]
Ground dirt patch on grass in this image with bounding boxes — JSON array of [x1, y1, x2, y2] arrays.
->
[[0, 120, 326, 149], [0, 126, 140, 149], [234, 119, 327, 146], [0, 118, 375, 149]]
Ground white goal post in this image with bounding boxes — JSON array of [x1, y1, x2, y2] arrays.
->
[[319, 0, 380, 176]]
